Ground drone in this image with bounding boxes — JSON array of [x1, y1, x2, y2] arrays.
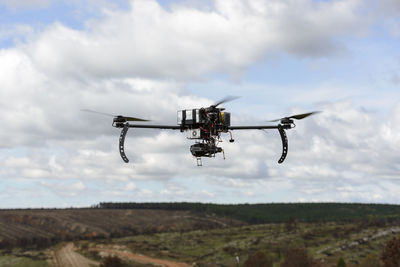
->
[[83, 96, 319, 166]]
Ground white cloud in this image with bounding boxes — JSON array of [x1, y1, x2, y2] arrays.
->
[[375, 0, 400, 15], [364, 0, 400, 37], [22, 0, 367, 80], [0, 0, 50, 9], [124, 182, 137, 191], [283, 101, 400, 200], [40, 180, 86, 197], [0, 24, 34, 45], [0, 0, 399, 206], [1, 98, 400, 204]]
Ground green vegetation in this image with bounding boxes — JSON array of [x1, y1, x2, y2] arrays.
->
[[337, 258, 346, 267], [1, 203, 400, 266], [101, 220, 400, 266], [359, 253, 381, 267], [0, 255, 48, 267], [98, 202, 400, 224]]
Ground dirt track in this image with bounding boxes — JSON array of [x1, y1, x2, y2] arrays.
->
[[50, 243, 99, 267], [50, 243, 190, 267]]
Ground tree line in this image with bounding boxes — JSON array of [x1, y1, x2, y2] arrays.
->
[[97, 202, 400, 224]]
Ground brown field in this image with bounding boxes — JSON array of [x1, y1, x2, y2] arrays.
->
[[1, 208, 400, 266], [0, 208, 244, 249]]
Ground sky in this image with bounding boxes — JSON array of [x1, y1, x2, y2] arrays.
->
[[0, 0, 399, 208]]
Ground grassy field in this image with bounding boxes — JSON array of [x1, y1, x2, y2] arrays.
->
[[1, 221, 398, 266], [0, 255, 48, 267], [1, 204, 400, 266], [77, 221, 399, 266], [0, 249, 49, 267]]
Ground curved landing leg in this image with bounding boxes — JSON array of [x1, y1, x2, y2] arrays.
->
[[119, 123, 129, 163], [278, 126, 288, 164]]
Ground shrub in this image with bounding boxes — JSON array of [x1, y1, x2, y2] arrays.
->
[[381, 236, 400, 267], [360, 253, 381, 267], [80, 242, 89, 250], [244, 251, 273, 267], [280, 248, 314, 267], [337, 258, 346, 267], [100, 255, 123, 267]]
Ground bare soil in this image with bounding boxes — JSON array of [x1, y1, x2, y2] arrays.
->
[[49, 242, 191, 267], [50, 242, 99, 267]]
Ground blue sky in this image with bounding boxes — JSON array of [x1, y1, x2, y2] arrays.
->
[[0, 0, 399, 208]]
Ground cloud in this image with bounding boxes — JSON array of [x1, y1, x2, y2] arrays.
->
[[282, 101, 400, 201], [40, 180, 86, 197], [375, 0, 400, 15], [365, 0, 400, 37], [22, 0, 366, 80], [124, 182, 137, 191], [0, 48, 209, 147], [0, 0, 50, 10], [0, 0, 368, 148], [0, 0, 399, 205], [0, 24, 34, 46]]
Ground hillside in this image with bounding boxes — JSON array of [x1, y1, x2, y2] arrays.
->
[[1, 203, 400, 266], [0, 208, 243, 249], [92, 221, 400, 266], [98, 202, 400, 223], [2, 202, 400, 250]]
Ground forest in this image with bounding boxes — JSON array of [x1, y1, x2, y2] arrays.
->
[[97, 202, 400, 224]]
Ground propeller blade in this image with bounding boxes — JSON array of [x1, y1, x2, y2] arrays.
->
[[269, 118, 282, 122], [289, 111, 321, 120], [124, 116, 150, 122], [81, 109, 115, 117], [269, 111, 321, 122], [81, 109, 150, 121], [212, 95, 240, 107]]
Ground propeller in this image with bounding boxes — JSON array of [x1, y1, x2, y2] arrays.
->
[[270, 111, 321, 123], [81, 109, 149, 122], [211, 95, 240, 108]]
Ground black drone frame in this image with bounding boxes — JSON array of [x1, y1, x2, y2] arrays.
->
[[115, 121, 291, 164], [82, 100, 318, 165]]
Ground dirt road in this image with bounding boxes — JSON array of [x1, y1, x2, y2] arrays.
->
[[50, 242, 99, 267], [50, 243, 190, 267]]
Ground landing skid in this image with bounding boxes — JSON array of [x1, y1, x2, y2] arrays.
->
[[278, 126, 288, 164], [119, 123, 130, 163]]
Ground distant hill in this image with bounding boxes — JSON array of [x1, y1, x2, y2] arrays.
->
[[98, 202, 400, 224], [0, 208, 243, 249], [1, 202, 400, 250]]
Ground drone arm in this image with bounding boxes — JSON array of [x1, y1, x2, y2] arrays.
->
[[278, 125, 288, 164], [228, 125, 291, 130], [126, 124, 181, 130], [119, 123, 130, 163]]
